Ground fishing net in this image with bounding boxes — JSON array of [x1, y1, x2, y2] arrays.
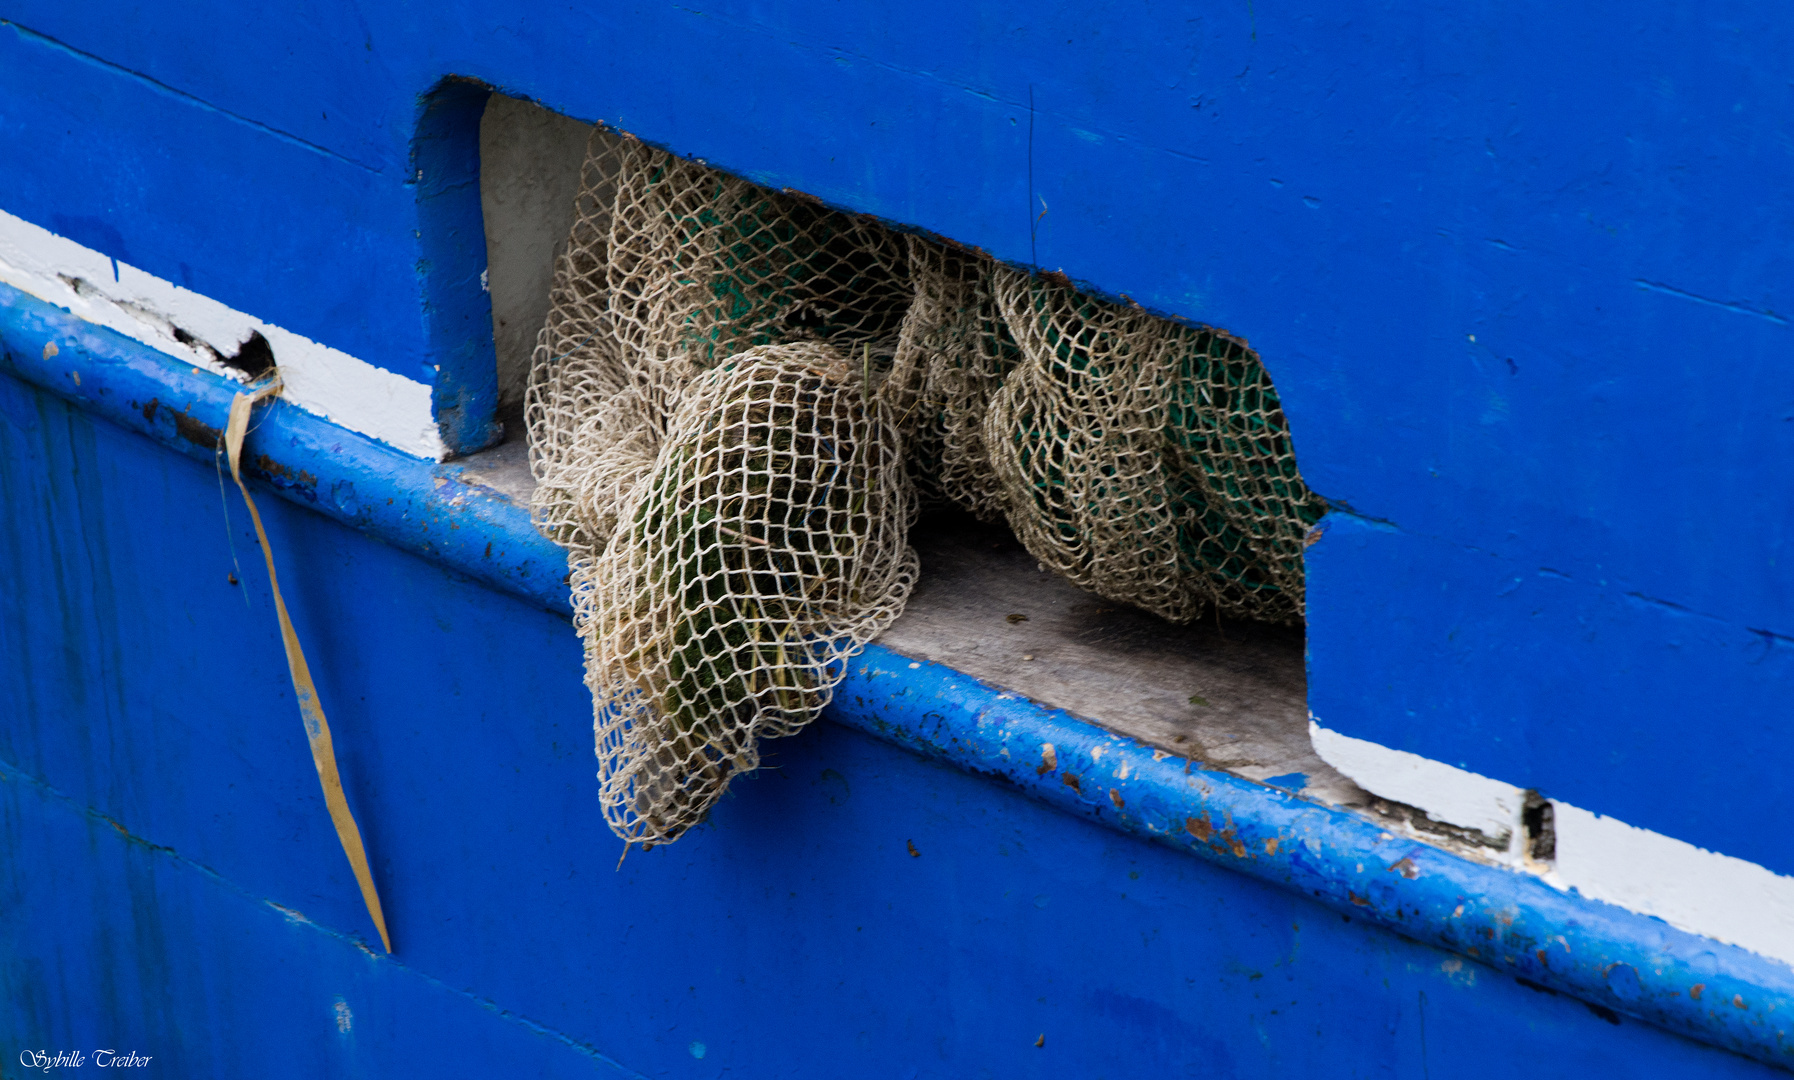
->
[[579, 343, 915, 846], [527, 127, 911, 556], [527, 126, 1323, 845], [527, 129, 916, 845], [886, 237, 1023, 520], [986, 272, 1325, 624], [982, 270, 1205, 623]]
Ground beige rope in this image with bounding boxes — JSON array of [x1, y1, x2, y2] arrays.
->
[[226, 379, 392, 954]]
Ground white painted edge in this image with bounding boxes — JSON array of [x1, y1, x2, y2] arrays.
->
[[1308, 717, 1525, 847], [1310, 716, 1794, 971], [1549, 802, 1794, 971], [0, 206, 445, 460]]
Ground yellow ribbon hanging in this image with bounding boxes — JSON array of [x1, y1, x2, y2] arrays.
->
[[226, 379, 392, 954]]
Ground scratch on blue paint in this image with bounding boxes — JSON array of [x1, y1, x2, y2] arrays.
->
[[0, 20, 385, 174], [1633, 279, 1789, 326]]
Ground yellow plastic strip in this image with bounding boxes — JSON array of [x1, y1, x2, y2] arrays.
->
[[226, 379, 393, 954]]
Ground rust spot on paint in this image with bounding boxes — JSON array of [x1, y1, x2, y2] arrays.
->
[[1263, 837, 1280, 855], [1229, 836, 1247, 858], [1036, 744, 1057, 776], [1185, 815, 1212, 842], [140, 396, 225, 447], [1034, 1034, 1045, 1048], [173, 409, 221, 448], [1062, 772, 1081, 794], [1387, 857, 1419, 879], [906, 840, 920, 858], [42, 341, 58, 360], [244, 455, 316, 488], [1734, 994, 1747, 1010], [1108, 788, 1124, 810], [1689, 983, 1704, 1001], [1348, 891, 1369, 907], [1537, 949, 1548, 966]]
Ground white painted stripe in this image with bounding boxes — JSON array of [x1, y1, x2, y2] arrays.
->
[[1549, 802, 1794, 970], [1311, 717, 1794, 970], [0, 207, 445, 460], [1308, 718, 1526, 846]]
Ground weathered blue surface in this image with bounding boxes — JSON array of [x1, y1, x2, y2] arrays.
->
[[0, 0, 1789, 1070], [413, 78, 503, 455], [4, 278, 1791, 1071], [1, 361, 1782, 1076], [0, 281, 563, 610], [0, 2, 1786, 870], [832, 651, 1794, 1065], [1308, 511, 1794, 878]]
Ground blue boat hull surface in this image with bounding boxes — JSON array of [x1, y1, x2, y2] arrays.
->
[[1, 370, 1775, 1078]]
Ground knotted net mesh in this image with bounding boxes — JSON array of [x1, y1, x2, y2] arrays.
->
[[528, 125, 1325, 845], [581, 344, 915, 845]]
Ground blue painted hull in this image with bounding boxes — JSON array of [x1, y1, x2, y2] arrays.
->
[[0, 352, 1779, 1076], [1, 0, 1790, 1071]]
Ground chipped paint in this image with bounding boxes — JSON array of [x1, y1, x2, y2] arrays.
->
[[0, 207, 445, 458], [0, 282, 566, 610], [824, 642, 1794, 1067], [1309, 717, 1523, 846], [1317, 714, 1794, 970]]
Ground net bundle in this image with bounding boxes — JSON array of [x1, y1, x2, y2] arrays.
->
[[527, 129, 916, 846], [885, 237, 1022, 520], [985, 271, 1324, 624], [581, 344, 915, 845], [528, 126, 1324, 845]]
